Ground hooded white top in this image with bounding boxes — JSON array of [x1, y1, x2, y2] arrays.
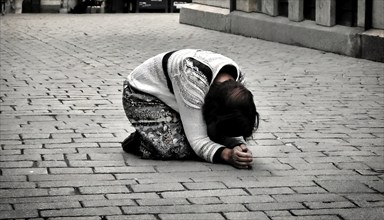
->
[[127, 49, 246, 162]]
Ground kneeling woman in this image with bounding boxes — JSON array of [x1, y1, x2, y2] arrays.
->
[[122, 49, 259, 169]]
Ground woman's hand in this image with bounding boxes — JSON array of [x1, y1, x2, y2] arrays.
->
[[221, 144, 253, 169]]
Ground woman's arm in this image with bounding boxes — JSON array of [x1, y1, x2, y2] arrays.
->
[[173, 85, 253, 168]]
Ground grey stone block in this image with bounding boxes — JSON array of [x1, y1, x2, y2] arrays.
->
[[0, 210, 39, 219], [131, 182, 184, 192], [360, 29, 384, 62], [288, 0, 304, 22], [180, 4, 231, 32], [122, 204, 247, 214], [230, 11, 363, 57], [159, 213, 225, 220], [236, 0, 258, 12], [316, 0, 336, 27], [224, 212, 269, 220], [261, 0, 278, 16], [40, 207, 122, 217], [246, 202, 305, 211], [193, 0, 229, 8]]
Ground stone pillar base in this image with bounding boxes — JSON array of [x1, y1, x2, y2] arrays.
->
[[14, 0, 24, 14], [59, 8, 68, 13]]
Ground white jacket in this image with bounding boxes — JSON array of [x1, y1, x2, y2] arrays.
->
[[127, 49, 245, 162]]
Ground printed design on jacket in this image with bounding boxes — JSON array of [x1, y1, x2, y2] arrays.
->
[[238, 70, 245, 84], [194, 49, 245, 85], [174, 57, 213, 109]]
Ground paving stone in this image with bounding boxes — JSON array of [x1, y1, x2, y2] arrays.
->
[[79, 185, 131, 194], [0, 188, 49, 198], [48, 187, 77, 196], [0, 176, 26, 182], [77, 148, 123, 153], [0, 210, 39, 219], [220, 195, 275, 203], [0, 204, 12, 211], [303, 201, 356, 209], [68, 160, 126, 167], [188, 197, 223, 205], [288, 163, 337, 170], [45, 143, 99, 149], [272, 193, 346, 202], [291, 207, 384, 220], [40, 207, 122, 217], [364, 181, 384, 193], [136, 176, 193, 184], [38, 180, 135, 188], [155, 164, 211, 172], [224, 179, 316, 188], [161, 189, 248, 198], [264, 210, 292, 217], [122, 204, 248, 214], [0, 154, 42, 161], [271, 169, 356, 176], [82, 199, 136, 207], [106, 193, 160, 200], [14, 201, 82, 210], [0, 181, 36, 189], [271, 216, 341, 220], [159, 213, 225, 220], [48, 217, 100, 220], [224, 211, 270, 220], [247, 187, 295, 195], [0, 195, 105, 204], [291, 186, 328, 194], [36, 160, 68, 167], [1, 168, 48, 175], [29, 174, 115, 182], [315, 180, 375, 193], [107, 215, 157, 220], [94, 166, 156, 173], [137, 198, 189, 206], [183, 182, 227, 190], [246, 202, 306, 211], [49, 168, 94, 174], [343, 193, 384, 208], [43, 154, 66, 160], [131, 183, 184, 192]]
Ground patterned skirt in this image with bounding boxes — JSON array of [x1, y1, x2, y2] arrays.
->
[[122, 81, 196, 160]]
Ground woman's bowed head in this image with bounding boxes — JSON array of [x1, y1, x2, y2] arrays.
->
[[203, 76, 259, 169], [122, 49, 260, 169]]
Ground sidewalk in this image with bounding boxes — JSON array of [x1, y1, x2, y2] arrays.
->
[[0, 14, 383, 220]]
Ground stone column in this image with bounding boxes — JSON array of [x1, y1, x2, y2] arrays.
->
[[288, 0, 303, 22], [60, 0, 68, 13], [262, 0, 278, 16], [14, 0, 24, 14], [316, 0, 336, 26], [236, 0, 258, 12], [67, 0, 78, 11], [372, 0, 384, 29]]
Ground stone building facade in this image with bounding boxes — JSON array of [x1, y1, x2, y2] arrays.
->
[[7, 0, 190, 13], [180, 0, 384, 62], [4, 0, 76, 13]]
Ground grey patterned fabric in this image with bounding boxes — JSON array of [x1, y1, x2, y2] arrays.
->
[[122, 82, 196, 160]]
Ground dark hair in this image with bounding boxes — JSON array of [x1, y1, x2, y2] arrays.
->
[[202, 80, 259, 143]]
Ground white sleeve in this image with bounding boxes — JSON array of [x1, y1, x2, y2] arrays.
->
[[169, 57, 223, 162], [170, 55, 246, 162], [171, 82, 222, 162]]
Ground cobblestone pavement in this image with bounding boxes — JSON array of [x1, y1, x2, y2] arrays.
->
[[0, 14, 383, 220]]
